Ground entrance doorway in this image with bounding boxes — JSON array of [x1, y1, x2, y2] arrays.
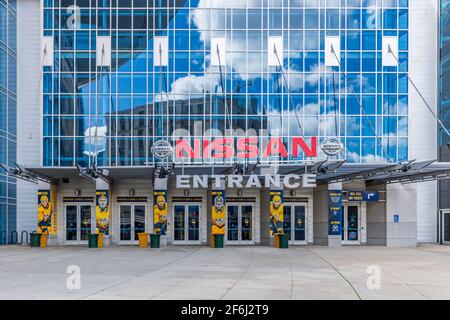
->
[[342, 204, 361, 244], [65, 204, 94, 244], [226, 204, 254, 244], [283, 204, 307, 244], [442, 210, 450, 245], [173, 204, 201, 244], [119, 205, 146, 244]]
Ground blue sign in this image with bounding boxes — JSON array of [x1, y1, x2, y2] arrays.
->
[[348, 191, 380, 202], [364, 192, 380, 202], [328, 190, 342, 236], [394, 214, 400, 223]]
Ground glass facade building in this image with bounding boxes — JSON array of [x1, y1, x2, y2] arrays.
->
[[42, 0, 409, 167], [0, 0, 16, 244], [440, 0, 450, 211]]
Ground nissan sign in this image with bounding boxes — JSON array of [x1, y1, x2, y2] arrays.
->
[[321, 138, 343, 157], [151, 140, 173, 160]]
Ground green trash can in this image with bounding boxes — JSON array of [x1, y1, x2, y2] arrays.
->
[[278, 234, 289, 249], [150, 234, 161, 248], [88, 234, 99, 249], [214, 234, 224, 248], [30, 232, 41, 248]]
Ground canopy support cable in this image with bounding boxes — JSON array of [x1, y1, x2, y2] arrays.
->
[[330, 45, 392, 162]]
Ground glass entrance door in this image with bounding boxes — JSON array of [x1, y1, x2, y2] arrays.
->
[[120, 205, 147, 244], [443, 211, 450, 245], [65, 205, 78, 242], [134, 206, 146, 242], [65, 204, 93, 244], [80, 205, 92, 241], [173, 204, 201, 244], [226, 204, 254, 244], [342, 205, 360, 244], [283, 204, 307, 244]]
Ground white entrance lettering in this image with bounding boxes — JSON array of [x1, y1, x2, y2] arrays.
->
[[175, 174, 317, 189]]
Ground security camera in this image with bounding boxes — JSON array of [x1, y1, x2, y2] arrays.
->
[[447, 142, 450, 150]]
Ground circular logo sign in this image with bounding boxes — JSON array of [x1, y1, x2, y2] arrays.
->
[[321, 138, 343, 157], [151, 140, 173, 160], [330, 195, 341, 204]]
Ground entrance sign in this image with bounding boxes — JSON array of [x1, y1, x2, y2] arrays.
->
[[96, 190, 110, 235], [117, 197, 148, 203], [176, 174, 317, 189], [175, 137, 317, 160], [269, 191, 284, 235], [63, 197, 94, 203], [153, 191, 168, 235], [284, 197, 309, 203], [328, 191, 342, 236], [227, 197, 256, 203], [172, 197, 202, 203], [211, 191, 226, 235]]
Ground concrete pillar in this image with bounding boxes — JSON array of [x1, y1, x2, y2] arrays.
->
[[313, 184, 328, 245], [96, 178, 111, 246]]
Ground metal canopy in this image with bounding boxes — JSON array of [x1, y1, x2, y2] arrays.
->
[[25, 160, 450, 186], [316, 160, 450, 185]]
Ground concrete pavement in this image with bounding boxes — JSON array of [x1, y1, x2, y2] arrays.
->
[[0, 245, 450, 300]]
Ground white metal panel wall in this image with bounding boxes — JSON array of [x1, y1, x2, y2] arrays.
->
[[409, 0, 439, 243], [16, 0, 41, 234]]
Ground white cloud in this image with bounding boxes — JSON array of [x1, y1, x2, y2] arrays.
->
[[83, 126, 107, 157]]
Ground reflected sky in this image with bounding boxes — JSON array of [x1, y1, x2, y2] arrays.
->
[[43, 0, 410, 166]]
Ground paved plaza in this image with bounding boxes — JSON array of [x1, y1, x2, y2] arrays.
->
[[1, 245, 450, 300]]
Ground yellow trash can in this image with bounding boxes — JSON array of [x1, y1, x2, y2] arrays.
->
[[40, 233, 48, 247], [138, 233, 149, 248], [274, 234, 280, 248], [98, 233, 104, 248], [211, 233, 215, 248]]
